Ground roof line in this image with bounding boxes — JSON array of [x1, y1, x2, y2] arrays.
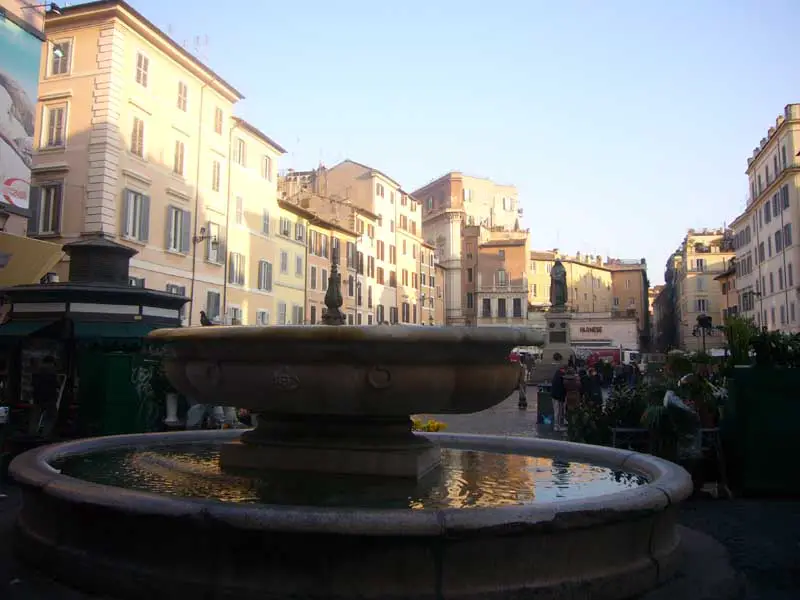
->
[[49, 0, 244, 101], [232, 117, 286, 154]]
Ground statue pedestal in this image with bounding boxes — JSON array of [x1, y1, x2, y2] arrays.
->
[[533, 310, 574, 384]]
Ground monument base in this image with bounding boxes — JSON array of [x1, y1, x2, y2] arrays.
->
[[534, 310, 575, 384], [220, 414, 441, 479]]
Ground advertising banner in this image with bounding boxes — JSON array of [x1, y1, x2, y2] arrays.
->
[[0, 13, 42, 213]]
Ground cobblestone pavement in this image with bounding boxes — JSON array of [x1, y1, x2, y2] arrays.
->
[[1, 388, 798, 599]]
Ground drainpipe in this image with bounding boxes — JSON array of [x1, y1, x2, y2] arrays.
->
[[222, 121, 240, 320], [188, 79, 209, 326]]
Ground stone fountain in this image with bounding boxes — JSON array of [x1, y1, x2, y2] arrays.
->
[[9, 249, 693, 600]]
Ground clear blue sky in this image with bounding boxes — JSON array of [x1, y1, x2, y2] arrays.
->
[[129, 0, 799, 284]]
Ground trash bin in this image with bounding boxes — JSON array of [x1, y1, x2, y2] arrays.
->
[[537, 384, 554, 425]]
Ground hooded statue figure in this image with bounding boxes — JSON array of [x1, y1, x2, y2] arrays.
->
[[549, 259, 568, 309]]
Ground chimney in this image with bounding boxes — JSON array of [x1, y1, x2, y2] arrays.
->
[[62, 235, 138, 286]]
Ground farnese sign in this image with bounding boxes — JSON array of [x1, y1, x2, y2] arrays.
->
[[580, 326, 603, 334]]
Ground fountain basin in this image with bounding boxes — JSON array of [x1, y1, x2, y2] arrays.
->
[[148, 325, 543, 477], [10, 430, 692, 600]]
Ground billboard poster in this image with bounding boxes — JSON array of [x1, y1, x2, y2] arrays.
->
[[0, 12, 42, 213]]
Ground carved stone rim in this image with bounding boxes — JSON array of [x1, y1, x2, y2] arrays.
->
[[148, 325, 544, 347], [10, 430, 692, 534]]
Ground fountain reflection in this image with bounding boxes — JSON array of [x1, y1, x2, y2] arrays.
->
[[55, 444, 647, 509]]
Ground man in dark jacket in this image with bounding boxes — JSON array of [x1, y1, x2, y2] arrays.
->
[[551, 368, 566, 431]]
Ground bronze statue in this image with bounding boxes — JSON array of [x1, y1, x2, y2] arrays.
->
[[549, 260, 568, 310]]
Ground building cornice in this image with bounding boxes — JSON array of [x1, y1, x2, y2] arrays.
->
[[46, 0, 243, 102]]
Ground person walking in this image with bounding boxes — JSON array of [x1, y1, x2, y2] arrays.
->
[[517, 362, 528, 409], [551, 368, 566, 431]]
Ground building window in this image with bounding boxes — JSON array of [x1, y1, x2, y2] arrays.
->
[[227, 305, 242, 325], [121, 189, 150, 242], [27, 183, 62, 235], [211, 160, 221, 192], [261, 155, 272, 180], [166, 206, 191, 253], [173, 140, 185, 175], [205, 221, 222, 263], [166, 284, 188, 321], [496, 270, 507, 286], [292, 305, 304, 325], [234, 138, 246, 166], [695, 298, 708, 312], [482, 298, 492, 318], [309, 305, 317, 325], [131, 117, 145, 157], [129, 277, 145, 288], [277, 302, 287, 325], [228, 252, 245, 285], [256, 310, 270, 326], [50, 40, 71, 75], [389, 306, 398, 324], [257, 260, 273, 291], [262, 209, 270, 235], [466, 292, 474, 308], [295, 255, 303, 276], [279, 217, 292, 237], [177, 81, 188, 111], [135, 52, 149, 87], [43, 104, 66, 148], [214, 107, 223, 134], [235, 196, 243, 225], [322, 269, 328, 291], [206, 291, 221, 321], [401, 302, 410, 323], [498, 298, 507, 318], [784, 223, 793, 248], [513, 298, 523, 318], [280, 250, 288, 274], [309, 266, 317, 290], [789, 263, 794, 287]]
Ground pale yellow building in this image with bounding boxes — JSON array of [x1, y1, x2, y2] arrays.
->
[[274, 200, 308, 324], [672, 229, 735, 351], [731, 104, 800, 332], [223, 118, 286, 325], [27, 1, 287, 326]]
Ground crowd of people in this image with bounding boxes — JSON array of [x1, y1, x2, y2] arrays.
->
[[517, 354, 645, 432]]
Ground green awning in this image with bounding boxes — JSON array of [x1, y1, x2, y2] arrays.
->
[[72, 322, 159, 339], [0, 321, 51, 337]]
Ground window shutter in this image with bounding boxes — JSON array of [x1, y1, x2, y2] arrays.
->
[[258, 260, 264, 288], [121, 189, 130, 237], [27, 186, 41, 234], [165, 206, 173, 249], [181, 209, 191, 252], [266, 261, 272, 290], [205, 221, 212, 260], [239, 255, 245, 284], [53, 184, 63, 233], [217, 227, 226, 263], [228, 253, 236, 284], [140, 195, 151, 241]]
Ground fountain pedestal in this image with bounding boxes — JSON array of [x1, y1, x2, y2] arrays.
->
[[220, 415, 440, 477]]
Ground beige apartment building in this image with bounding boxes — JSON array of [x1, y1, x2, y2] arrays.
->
[[414, 171, 522, 325], [527, 251, 650, 348], [731, 104, 800, 332], [26, 1, 293, 326], [279, 168, 381, 324], [671, 229, 735, 351], [281, 161, 424, 324], [462, 226, 529, 327]]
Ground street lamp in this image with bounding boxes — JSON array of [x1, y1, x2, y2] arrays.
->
[[691, 314, 720, 353]]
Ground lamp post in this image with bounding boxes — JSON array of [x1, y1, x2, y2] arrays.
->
[[691, 314, 718, 353]]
